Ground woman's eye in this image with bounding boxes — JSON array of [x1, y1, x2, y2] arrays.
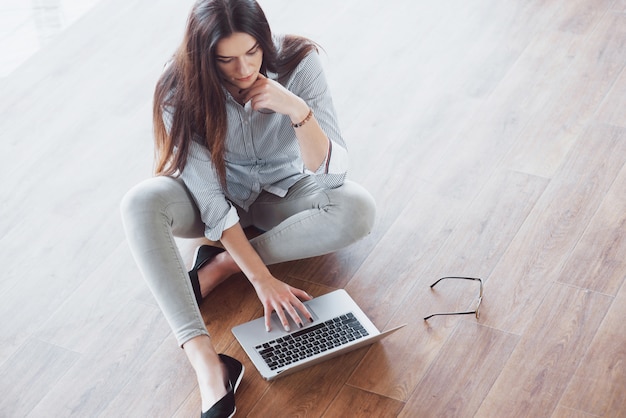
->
[[217, 58, 232, 64], [247, 47, 259, 56]]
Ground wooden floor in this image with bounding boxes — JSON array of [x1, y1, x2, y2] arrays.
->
[[1, 0, 625, 416]]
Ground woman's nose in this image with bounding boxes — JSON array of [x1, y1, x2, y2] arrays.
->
[[236, 58, 251, 75]]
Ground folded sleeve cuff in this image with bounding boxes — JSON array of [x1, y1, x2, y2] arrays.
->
[[203, 204, 240, 241]]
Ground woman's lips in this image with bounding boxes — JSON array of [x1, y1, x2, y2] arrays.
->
[[236, 73, 255, 82]]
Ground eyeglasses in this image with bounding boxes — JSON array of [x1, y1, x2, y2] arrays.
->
[[423, 277, 483, 320]]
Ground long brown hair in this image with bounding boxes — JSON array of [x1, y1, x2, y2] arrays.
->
[[153, 0, 318, 186]]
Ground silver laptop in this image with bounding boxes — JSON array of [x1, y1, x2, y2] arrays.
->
[[231, 289, 405, 380]]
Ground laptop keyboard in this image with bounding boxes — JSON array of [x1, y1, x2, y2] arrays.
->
[[254, 312, 369, 370]]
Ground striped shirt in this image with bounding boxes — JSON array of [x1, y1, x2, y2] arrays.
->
[[177, 51, 349, 241]]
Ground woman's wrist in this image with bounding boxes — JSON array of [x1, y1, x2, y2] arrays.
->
[[246, 267, 274, 287], [289, 98, 311, 124], [292, 108, 314, 128]]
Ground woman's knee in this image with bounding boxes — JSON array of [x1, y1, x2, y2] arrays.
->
[[350, 184, 377, 238], [121, 178, 166, 224], [121, 176, 204, 239], [332, 181, 376, 241], [120, 177, 187, 227]]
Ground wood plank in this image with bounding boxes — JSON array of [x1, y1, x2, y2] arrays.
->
[[557, 163, 626, 295], [313, 0, 484, 129], [347, 169, 546, 401], [0, 209, 128, 364], [324, 385, 405, 418], [27, 301, 171, 416], [100, 338, 195, 417], [423, 0, 604, 198], [0, 0, 188, 213], [481, 123, 626, 335], [0, 0, 173, 365], [610, 0, 626, 13], [398, 322, 519, 418], [557, 281, 626, 416], [596, 65, 626, 127], [0, 339, 78, 417], [343, 186, 463, 330], [503, 12, 626, 178], [551, 406, 599, 418], [247, 348, 366, 417], [556, 0, 614, 34], [36, 242, 148, 353], [475, 283, 612, 417]]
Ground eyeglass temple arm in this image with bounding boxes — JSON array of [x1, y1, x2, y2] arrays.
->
[[430, 276, 482, 288], [423, 311, 477, 320]]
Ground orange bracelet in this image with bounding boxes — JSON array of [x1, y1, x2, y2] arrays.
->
[[292, 108, 313, 128]]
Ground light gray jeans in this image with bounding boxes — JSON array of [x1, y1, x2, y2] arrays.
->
[[120, 176, 376, 346]]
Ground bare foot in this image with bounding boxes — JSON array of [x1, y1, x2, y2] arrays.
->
[[197, 251, 240, 297]]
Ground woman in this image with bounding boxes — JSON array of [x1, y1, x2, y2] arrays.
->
[[121, 0, 375, 416]]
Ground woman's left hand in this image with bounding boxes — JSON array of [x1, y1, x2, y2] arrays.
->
[[242, 74, 310, 123]]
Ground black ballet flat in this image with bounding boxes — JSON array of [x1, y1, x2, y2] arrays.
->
[[200, 386, 235, 418], [219, 354, 244, 393], [200, 355, 244, 418], [188, 245, 225, 305]]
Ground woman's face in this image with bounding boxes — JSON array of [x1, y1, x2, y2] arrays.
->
[[215, 32, 263, 92]]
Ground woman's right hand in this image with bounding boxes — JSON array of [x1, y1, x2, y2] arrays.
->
[[219, 222, 314, 332], [251, 274, 314, 332]]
